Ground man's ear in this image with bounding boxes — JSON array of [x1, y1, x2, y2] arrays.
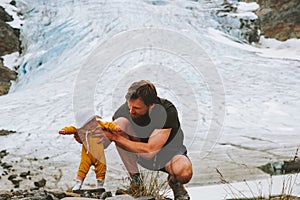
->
[[149, 103, 155, 110]]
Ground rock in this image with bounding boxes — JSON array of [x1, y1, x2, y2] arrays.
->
[[34, 178, 47, 188], [282, 160, 300, 173], [0, 149, 8, 158], [8, 174, 18, 180], [48, 191, 67, 199], [100, 191, 113, 199], [0, 190, 13, 199], [215, 1, 260, 43], [106, 194, 135, 200], [10, 1, 17, 6], [0, 5, 20, 96], [72, 188, 106, 199], [240, 0, 300, 41], [1, 162, 13, 170], [256, 0, 300, 41], [0, 81, 12, 96], [11, 178, 22, 186], [0, 190, 12, 195], [8, 189, 62, 200], [0, 21, 20, 56], [0, 129, 17, 136], [0, 60, 17, 80], [259, 160, 300, 175], [20, 171, 31, 178], [65, 192, 81, 197], [0, 6, 13, 22], [0, 58, 18, 96], [136, 196, 155, 200]]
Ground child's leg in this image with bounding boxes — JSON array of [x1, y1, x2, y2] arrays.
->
[[93, 158, 106, 188], [88, 135, 107, 188], [73, 146, 92, 191], [77, 145, 92, 179]]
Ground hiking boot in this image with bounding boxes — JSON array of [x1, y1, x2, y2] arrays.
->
[[168, 175, 190, 200], [115, 173, 144, 196]]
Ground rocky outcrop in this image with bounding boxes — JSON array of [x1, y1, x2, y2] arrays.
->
[[215, 1, 260, 44], [0, 20, 20, 55], [0, 5, 20, 96], [0, 6, 13, 22], [241, 0, 300, 41], [0, 58, 17, 95]]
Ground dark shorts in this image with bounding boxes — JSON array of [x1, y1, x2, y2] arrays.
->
[[137, 150, 188, 172]]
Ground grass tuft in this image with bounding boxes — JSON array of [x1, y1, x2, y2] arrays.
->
[[217, 169, 299, 200], [120, 171, 171, 199]]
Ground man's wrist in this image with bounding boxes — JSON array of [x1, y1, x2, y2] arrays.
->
[[111, 132, 118, 142]]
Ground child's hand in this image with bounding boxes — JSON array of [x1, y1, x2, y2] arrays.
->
[[58, 129, 66, 135], [59, 126, 83, 144]]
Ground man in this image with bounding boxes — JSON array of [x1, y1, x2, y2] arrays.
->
[[103, 80, 193, 200]]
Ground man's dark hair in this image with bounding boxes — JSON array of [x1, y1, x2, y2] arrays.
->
[[125, 80, 157, 106]]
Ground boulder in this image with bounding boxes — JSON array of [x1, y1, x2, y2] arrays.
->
[[0, 6, 20, 96], [0, 59, 17, 96], [0, 20, 20, 56], [240, 0, 300, 41]]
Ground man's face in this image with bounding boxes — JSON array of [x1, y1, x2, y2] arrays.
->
[[127, 98, 150, 119]]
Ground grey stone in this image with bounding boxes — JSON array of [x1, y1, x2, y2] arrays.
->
[[136, 196, 155, 200], [106, 194, 135, 200], [34, 178, 47, 188]]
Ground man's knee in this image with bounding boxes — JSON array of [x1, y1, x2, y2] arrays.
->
[[179, 165, 193, 184], [165, 155, 193, 184]]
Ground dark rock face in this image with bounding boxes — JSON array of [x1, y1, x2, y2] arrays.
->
[[0, 5, 20, 96], [241, 0, 300, 41], [0, 20, 20, 56], [0, 58, 17, 96], [0, 60, 17, 81], [257, 0, 300, 41], [0, 6, 13, 22]]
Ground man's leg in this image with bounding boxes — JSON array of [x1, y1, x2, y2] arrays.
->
[[116, 146, 139, 176], [113, 117, 143, 195], [113, 117, 140, 177], [164, 155, 193, 200]]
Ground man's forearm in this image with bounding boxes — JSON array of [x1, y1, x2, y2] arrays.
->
[[113, 134, 157, 159]]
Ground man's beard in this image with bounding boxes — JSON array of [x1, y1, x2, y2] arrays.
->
[[131, 111, 151, 126]]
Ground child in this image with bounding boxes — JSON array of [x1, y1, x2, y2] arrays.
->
[[59, 115, 119, 191]]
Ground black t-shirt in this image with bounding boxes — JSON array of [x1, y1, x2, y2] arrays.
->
[[113, 97, 187, 154]]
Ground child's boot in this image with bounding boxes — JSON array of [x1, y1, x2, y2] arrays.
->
[[72, 180, 83, 192], [97, 179, 104, 188]]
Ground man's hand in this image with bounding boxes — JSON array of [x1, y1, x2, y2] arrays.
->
[[92, 129, 114, 148]]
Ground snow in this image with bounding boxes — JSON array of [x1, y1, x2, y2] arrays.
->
[[237, 2, 259, 13], [0, 0, 300, 199], [256, 37, 300, 61], [188, 174, 300, 199], [208, 28, 300, 61]]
